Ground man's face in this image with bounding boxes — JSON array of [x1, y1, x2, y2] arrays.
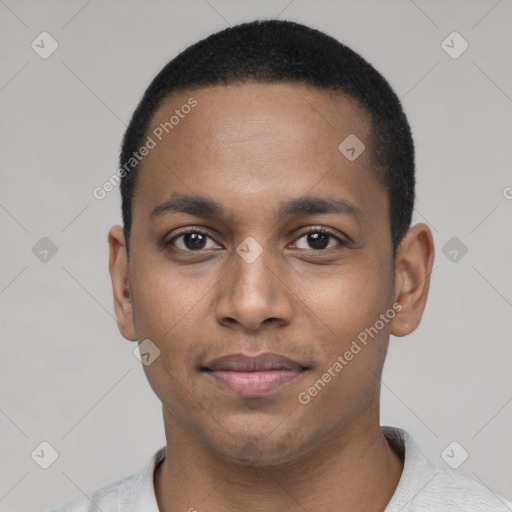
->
[[124, 82, 398, 464]]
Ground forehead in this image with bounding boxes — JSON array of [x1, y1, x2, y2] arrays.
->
[[132, 81, 385, 222], [149, 81, 372, 152]]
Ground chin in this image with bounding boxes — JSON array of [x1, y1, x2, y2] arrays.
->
[[219, 440, 300, 468], [204, 418, 308, 468]]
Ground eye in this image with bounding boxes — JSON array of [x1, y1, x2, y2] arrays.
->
[[293, 228, 344, 250], [165, 227, 345, 253], [166, 229, 222, 251]]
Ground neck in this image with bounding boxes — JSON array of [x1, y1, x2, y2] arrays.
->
[[154, 411, 403, 512]]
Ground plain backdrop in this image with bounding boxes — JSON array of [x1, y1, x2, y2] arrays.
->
[[1, 1, 511, 510]]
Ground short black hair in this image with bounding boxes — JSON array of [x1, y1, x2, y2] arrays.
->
[[120, 19, 415, 257]]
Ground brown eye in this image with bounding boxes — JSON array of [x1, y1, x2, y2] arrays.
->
[[181, 232, 207, 250], [294, 229, 342, 250], [306, 232, 330, 250], [167, 230, 221, 251]]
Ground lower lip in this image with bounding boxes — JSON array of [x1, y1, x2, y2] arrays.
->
[[206, 370, 303, 396]]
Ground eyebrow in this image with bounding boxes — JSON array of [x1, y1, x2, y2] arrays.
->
[[149, 193, 362, 220]]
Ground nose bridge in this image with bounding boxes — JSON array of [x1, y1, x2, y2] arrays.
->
[[231, 236, 276, 303], [214, 235, 292, 330]]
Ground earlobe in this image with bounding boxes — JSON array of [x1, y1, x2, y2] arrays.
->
[[108, 225, 137, 341], [390, 223, 435, 337]]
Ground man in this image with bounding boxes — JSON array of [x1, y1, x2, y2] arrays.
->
[[50, 19, 512, 512]]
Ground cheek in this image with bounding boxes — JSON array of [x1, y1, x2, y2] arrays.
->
[[130, 263, 210, 412], [295, 260, 395, 412], [302, 261, 393, 355], [130, 254, 215, 340], [129, 257, 217, 393]]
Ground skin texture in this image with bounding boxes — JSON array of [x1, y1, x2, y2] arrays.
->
[[108, 82, 435, 512]]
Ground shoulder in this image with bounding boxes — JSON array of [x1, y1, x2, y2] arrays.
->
[[46, 474, 139, 512], [424, 464, 512, 510], [382, 427, 512, 511], [46, 446, 166, 512]]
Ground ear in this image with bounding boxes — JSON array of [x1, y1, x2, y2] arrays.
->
[[108, 225, 137, 341], [390, 223, 435, 337]]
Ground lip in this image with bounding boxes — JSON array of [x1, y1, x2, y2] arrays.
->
[[202, 352, 307, 397]]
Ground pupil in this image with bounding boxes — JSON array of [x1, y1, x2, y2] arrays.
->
[[185, 233, 206, 250], [308, 232, 329, 249]]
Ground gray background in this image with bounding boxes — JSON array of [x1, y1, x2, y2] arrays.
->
[[1, 0, 511, 510]]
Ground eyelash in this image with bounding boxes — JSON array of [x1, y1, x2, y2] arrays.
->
[[165, 226, 346, 252]]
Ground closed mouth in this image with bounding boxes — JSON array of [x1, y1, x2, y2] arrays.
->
[[202, 352, 308, 396]]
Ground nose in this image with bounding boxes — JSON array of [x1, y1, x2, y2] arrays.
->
[[213, 241, 293, 331]]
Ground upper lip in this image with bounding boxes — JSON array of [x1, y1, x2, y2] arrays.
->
[[203, 352, 306, 372]]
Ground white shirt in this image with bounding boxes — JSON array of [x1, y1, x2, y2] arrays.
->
[[48, 427, 512, 511]]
